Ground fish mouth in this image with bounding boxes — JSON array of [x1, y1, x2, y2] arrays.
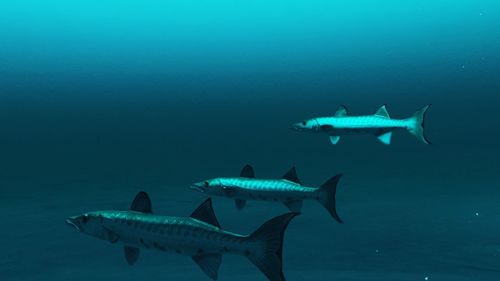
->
[[290, 123, 303, 131], [189, 183, 205, 193], [65, 218, 80, 232]]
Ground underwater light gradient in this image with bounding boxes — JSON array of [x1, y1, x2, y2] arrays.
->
[[0, 0, 499, 103]]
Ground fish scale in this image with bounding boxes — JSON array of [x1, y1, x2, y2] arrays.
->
[[320, 116, 408, 129], [99, 211, 248, 252], [192, 166, 343, 223], [68, 192, 298, 281], [222, 178, 316, 193], [291, 104, 431, 145]]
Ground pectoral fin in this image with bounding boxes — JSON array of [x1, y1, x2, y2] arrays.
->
[[124, 246, 140, 265], [320, 125, 334, 132], [192, 254, 222, 281], [376, 131, 392, 145], [235, 199, 246, 210], [284, 200, 303, 212], [103, 227, 120, 244], [329, 135, 340, 144], [223, 187, 237, 197]]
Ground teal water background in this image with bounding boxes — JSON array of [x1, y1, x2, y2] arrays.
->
[[1, 1, 500, 280]]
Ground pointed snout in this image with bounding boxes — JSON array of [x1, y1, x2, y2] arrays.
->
[[190, 182, 206, 193], [290, 122, 303, 131], [65, 216, 80, 232]]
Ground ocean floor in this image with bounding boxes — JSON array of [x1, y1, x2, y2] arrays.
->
[[2, 170, 499, 281]]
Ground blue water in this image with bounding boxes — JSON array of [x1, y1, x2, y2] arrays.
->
[[1, 1, 500, 280]]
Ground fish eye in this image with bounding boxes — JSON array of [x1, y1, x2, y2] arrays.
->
[[203, 181, 209, 186], [302, 121, 306, 126], [82, 215, 89, 224]]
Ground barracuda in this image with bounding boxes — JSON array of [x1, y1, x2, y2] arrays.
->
[[191, 165, 343, 223], [66, 192, 298, 281], [291, 104, 431, 145]]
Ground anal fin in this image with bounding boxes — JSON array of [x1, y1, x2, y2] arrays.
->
[[124, 246, 140, 265], [192, 254, 222, 281], [376, 131, 392, 145], [235, 199, 246, 210], [284, 200, 303, 212]]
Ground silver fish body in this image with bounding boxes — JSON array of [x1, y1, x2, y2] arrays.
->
[[66, 192, 298, 281]]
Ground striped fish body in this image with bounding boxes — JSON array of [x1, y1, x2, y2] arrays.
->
[[67, 193, 298, 281], [291, 105, 431, 145], [192, 165, 343, 223], [95, 210, 248, 256], [316, 115, 409, 135], [218, 178, 319, 202]]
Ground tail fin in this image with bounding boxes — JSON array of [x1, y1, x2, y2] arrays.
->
[[248, 213, 299, 281], [407, 105, 431, 144], [317, 174, 343, 223]]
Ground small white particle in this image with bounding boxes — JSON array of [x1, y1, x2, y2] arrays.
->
[[425, 277, 429, 281], [462, 65, 465, 69], [475, 212, 479, 216]]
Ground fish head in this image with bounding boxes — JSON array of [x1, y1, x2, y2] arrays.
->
[[65, 211, 111, 240], [291, 119, 320, 132], [190, 178, 226, 196]]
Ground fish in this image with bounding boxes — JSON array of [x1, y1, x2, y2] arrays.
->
[[191, 165, 343, 223], [290, 104, 431, 145], [65, 191, 298, 281]]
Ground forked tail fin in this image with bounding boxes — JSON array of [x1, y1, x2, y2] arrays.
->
[[407, 105, 431, 144], [248, 213, 299, 281], [317, 174, 343, 223]]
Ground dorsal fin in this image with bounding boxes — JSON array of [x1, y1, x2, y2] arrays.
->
[[240, 164, 255, 178], [190, 198, 221, 229], [130, 191, 152, 213], [281, 167, 301, 184], [374, 105, 390, 118], [335, 105, 348, 116]]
